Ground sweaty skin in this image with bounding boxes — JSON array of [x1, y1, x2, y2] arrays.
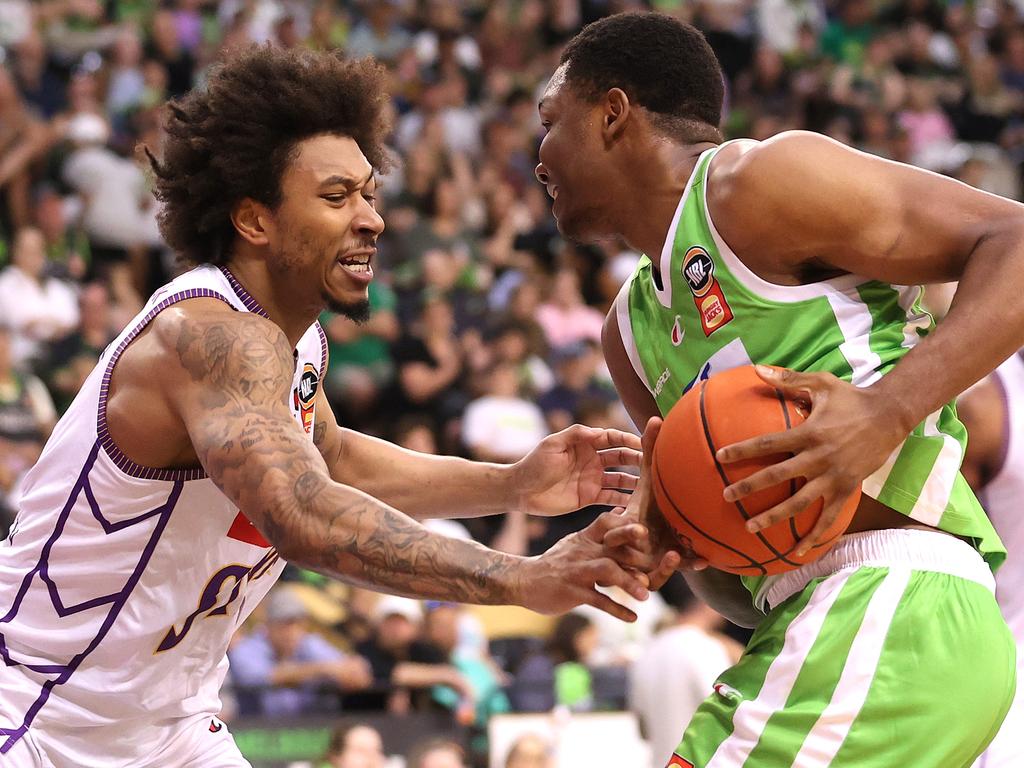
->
[[536, 65, 1024, 624]]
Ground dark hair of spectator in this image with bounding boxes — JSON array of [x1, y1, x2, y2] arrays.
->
[[558, 12, 725, 142], [547, 612, 593, 665], [148, 45, 392, 267], [406, 737, 466, 768], [324, 722, 369, 758]]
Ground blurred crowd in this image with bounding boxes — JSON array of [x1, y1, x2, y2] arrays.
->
[[2, 0, 1023, 764]]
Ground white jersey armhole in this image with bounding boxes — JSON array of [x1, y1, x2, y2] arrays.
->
[[614, 279, 655, 396]]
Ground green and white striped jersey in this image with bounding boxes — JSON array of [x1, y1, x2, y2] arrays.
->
[[617, 142, 1004, 603]]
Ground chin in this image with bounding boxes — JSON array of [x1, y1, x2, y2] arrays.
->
[[323, 294, 371, 323], [556, 212, 611, 245]]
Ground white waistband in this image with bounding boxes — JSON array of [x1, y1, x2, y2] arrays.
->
[[757, 529, 995, 612]]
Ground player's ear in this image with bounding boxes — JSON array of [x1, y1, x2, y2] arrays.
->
[[231, 198, 272, 247], [602, 87, 631, 144]]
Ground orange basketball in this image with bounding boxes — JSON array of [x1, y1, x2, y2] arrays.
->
[[651, 365, 860, 576]]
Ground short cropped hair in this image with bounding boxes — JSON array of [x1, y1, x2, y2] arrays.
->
[[559, 12, 724, 140], [149, 46, 391, 266]]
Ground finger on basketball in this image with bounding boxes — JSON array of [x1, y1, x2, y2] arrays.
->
[[794, 497, 842, 556], [722, 456, 804, 502], [746, 482, 819, 532], [715, 425, 803, 463]]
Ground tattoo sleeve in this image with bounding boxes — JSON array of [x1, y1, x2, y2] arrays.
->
[[173, 313, 523, 605]]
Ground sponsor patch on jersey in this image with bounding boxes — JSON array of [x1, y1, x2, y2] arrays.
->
[[683, 246, 733, 336], [209, 719, 223, 733], [667, 757, 695, 768], [292, 363, 319, 435]]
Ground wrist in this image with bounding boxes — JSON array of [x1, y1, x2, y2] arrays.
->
[[868, 375, 921, 437]]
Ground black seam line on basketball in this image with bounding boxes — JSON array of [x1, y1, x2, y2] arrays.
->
[[699, 381, 802, 567], [653, 445, 763, 573], [775, 387, 802, 545]]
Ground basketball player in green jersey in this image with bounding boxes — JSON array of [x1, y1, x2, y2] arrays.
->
[[536, 12, 1021, 768]]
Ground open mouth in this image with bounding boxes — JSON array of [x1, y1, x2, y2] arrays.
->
[[336, 249, 375, 281]]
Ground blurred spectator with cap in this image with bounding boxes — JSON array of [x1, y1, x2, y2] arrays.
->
[[349, 595, 474, 715], [228, 587, 372, 717]]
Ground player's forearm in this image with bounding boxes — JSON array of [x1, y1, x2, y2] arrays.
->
[[331, 429, 518, 519], [871, 222, 1024, 431], [256, 466, 528, 605]]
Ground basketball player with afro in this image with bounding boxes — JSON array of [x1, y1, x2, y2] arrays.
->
[[536, 12, 1022, 768], [0, 48, 678, 768]]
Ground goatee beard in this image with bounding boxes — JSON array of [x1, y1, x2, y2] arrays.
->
[[325, 296, 371, 323]]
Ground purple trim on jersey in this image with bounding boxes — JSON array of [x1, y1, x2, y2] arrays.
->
[[316, 321, 328, 378], [220, 266, 270, 318], [0, 442, 182, 754], [96, 288, 234, 482]]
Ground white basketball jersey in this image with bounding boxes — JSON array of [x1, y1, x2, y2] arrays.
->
[[0, 265, 326, 766], [984, 352, 1024, 645]]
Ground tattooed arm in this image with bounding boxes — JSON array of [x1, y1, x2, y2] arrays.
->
[[313, 353, 642, 520], [156, 304, 648, 620]]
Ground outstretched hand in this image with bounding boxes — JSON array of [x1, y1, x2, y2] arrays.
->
[[601, 418, 706, 589], [715, 366, 906, 555], [511, 424, 643, 516], [514, 509, 658, 622]]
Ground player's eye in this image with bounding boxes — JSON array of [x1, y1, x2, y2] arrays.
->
[[322, 194, 346, 204]]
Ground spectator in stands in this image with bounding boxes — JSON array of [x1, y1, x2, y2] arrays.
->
[[538, 341, 614, 433], [629, 585, 744, 768], [549, 613, 597, 713], [228, 588, 372, 717], [0, 226, 79, 368], [60, 112, 162, 285], [0, 323, 56, 530], [461, 360, 547, 464], [406, 738, 467, 768], [321, 723, 387, 768], [0, 65, 54, 236], [41, 281, 117, 413], [535, 268, 604, 350], [320, 279, 399, 428], [350, 596, 474, 715], [390, 292, 466, 425], [504, 734, 554, 768], [423, 602, 510, 727]]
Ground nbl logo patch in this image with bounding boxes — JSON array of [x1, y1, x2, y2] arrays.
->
[[682, 246, 733, 337], [292, 363, 319, 435]]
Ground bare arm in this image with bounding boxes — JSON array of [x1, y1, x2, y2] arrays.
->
[[157, 305, 646, 619], [314, 350, 642, 520], [709, 133, 1024, 543], [601, 300, 761, 628], [711, 131, 1024, 438]]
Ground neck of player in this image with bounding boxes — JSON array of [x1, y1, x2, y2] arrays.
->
[[224, 256, 324, 349], [618, 141, 718, 284]]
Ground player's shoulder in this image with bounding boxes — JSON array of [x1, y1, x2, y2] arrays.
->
[[709, 131, 846, 190], [147, 300, 293, 381]]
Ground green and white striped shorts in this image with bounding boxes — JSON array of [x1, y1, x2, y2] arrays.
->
[[671, 529, 1016, 768]]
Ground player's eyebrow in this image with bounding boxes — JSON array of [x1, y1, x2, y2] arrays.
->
[[318, 170, 375, 190]]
